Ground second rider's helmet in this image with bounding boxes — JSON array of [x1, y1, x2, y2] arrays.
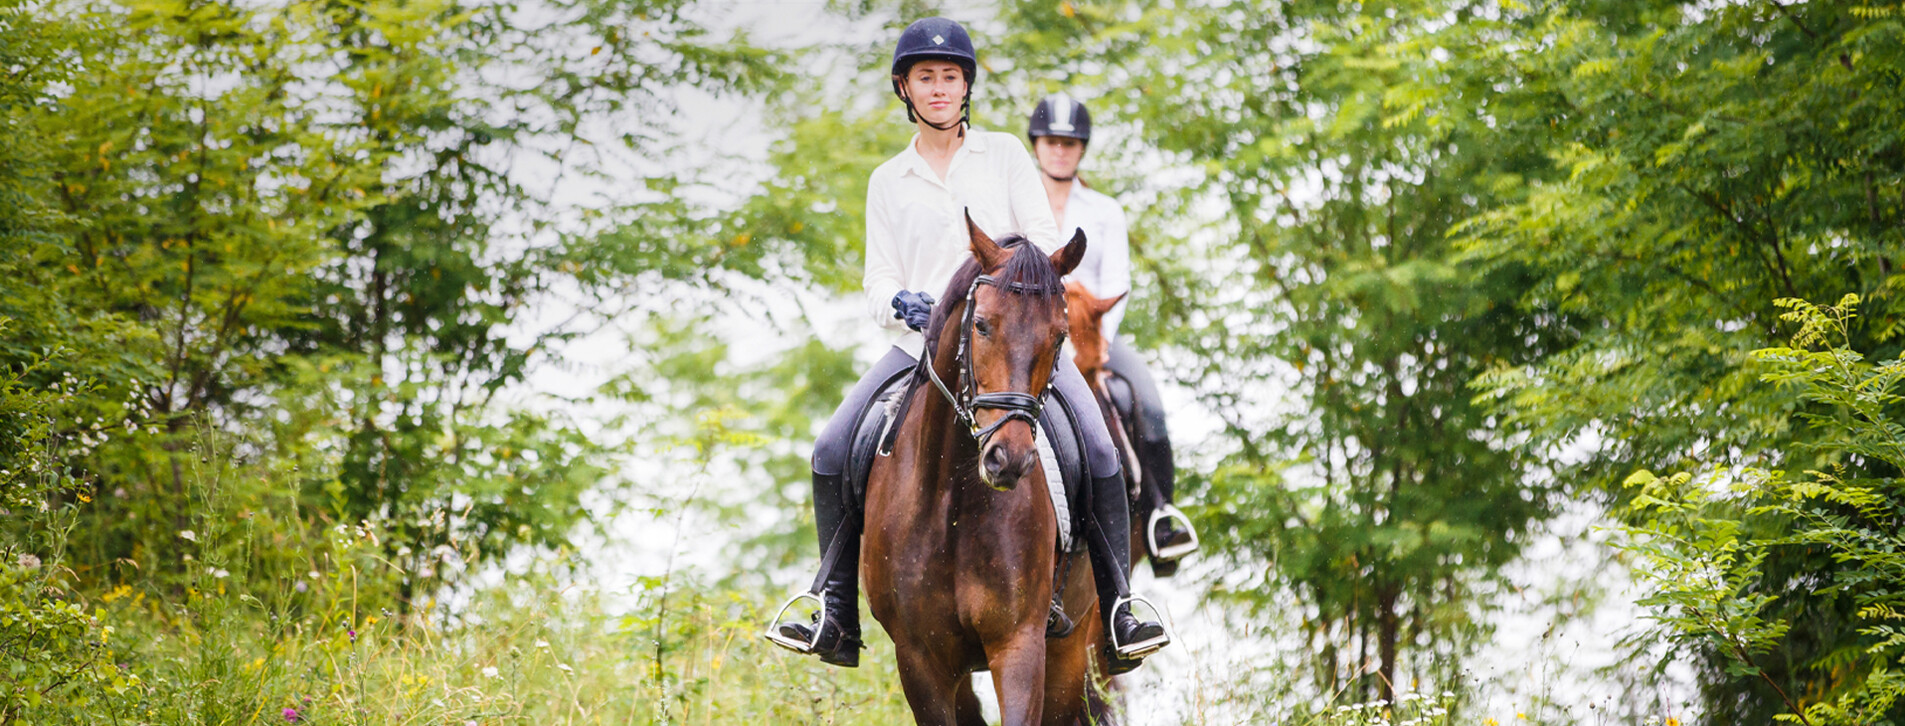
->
[[1027, 93, 1092, 144], [890, 17, 977, 131]]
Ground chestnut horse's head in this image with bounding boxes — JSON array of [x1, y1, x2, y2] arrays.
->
[[1063, 281, 1127, 383], [921, 212, 1087, 491]]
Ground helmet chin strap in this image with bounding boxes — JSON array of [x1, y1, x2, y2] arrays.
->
[[902, 88, 970, 138]]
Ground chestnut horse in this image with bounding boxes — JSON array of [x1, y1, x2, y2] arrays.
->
[[862, 215, 1111, 725], [1064, 281, 1191, 577]]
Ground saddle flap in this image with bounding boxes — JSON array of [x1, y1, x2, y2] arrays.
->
[[847, 374, 912, 502]]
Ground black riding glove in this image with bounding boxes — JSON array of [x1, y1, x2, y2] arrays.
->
[[891, 290, 936, 332]]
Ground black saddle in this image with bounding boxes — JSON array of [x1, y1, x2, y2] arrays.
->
[[846, 375, 1087, 548]]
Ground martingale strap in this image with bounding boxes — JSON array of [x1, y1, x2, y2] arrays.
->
[[920, 273, 1068, 450]]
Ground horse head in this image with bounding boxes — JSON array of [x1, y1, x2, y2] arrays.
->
[[1063, 281, 1127, 383], [945, 211, 1086, 491]]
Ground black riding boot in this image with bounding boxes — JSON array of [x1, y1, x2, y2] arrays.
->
[[775, 471, 864, 667], [1084, 471, 1169, 674]]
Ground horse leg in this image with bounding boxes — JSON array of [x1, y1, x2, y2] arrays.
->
[[894, 647, 965, 726], [1040, 630, 1090, 726], [1046, 570, 1106, 726], [953, 676, 987, 726], [985, 629, 1048, 726]]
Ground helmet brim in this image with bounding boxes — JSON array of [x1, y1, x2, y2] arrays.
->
[[891, 52, 978, 83]]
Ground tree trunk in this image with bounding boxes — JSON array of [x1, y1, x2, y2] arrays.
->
[[1377, 579, 1400, 703]]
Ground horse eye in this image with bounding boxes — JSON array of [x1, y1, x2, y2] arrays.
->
[[974, 318, 992, 337]]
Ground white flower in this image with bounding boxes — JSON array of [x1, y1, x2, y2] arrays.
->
[[481, 666, 499, 679], [209, 568, 229, 579], [17, 553, 41, 570], [178, 530, 198, 542], [555, 663, 573, 674], [534, 640, 550, 649]]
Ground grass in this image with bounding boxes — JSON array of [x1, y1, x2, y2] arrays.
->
[[53, 554, 919, 725]]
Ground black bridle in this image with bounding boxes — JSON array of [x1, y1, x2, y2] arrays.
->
[[920, 273, 1068, 451]]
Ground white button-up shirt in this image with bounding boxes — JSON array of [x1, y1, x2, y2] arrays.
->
[[864, 129, 1061, 357], [1057, 182, 1131, 342]]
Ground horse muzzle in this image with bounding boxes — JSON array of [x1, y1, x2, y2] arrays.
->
[[979, 438, 1038, 491]]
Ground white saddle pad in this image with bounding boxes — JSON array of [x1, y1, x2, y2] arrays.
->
[[1035, 423, 1072, 551]]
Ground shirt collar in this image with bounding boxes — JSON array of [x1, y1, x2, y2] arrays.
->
[[900, 128, 989, 180]]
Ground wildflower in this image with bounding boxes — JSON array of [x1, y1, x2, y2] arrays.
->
[[556, 663, 573, 674], [1666, 719, 1680, 726], [17, 553, 40, 570], [482, 666, 499, 679], [347, 629, 356, 642], [282, 707, 300, 722], [1484, 719, 1499, 726], [179, 530, 198, 542]]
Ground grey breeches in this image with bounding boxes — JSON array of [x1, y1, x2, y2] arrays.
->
[[810, 346, 1122, 481]]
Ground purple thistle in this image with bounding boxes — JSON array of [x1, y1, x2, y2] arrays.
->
[[282, 707, 301, 722]]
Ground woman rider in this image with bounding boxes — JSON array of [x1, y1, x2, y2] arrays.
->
[[1026, 93, 1198, 571], [770, 17, 1168, 673]]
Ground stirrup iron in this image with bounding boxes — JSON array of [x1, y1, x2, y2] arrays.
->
[[1110, 595, 1173, 659], [762, 590, 827, 653], [1147, 504, 1201, 561]]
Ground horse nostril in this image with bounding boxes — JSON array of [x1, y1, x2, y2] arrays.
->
[[983, 445, 1010, 480]]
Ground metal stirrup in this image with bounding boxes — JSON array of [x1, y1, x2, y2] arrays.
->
[[1147, 504, 1201, 561], [1110, 594, 1174, 658], [762, 591, 828, 653]]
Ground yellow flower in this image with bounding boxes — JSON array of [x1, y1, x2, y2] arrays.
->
[[1485, 719, 1499, 726], [1666, 720, 1680, 726]]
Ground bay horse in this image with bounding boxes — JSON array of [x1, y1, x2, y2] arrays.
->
[[861, 214, 1112, 725]]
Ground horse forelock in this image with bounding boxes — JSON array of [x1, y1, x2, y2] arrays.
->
[[920, 237, 1063, 358]]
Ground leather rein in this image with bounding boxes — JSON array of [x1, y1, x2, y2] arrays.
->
[[919, 274, 1068, 451]]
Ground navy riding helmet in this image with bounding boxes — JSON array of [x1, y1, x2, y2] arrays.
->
[[891, 17, 977, 130], [1028, 93, 1091, 144]]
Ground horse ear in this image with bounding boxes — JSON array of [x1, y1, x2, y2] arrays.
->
[[967, 209, 1010, 271], [1049, 228, 1087, 276], [1094, 291, 1127, 317]]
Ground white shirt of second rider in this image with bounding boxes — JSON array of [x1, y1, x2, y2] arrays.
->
[[863, 129, 1061, 358], [1054, 180, 1131, 343]]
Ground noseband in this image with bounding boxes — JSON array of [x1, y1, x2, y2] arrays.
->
[[920, 274, 1067, 451]]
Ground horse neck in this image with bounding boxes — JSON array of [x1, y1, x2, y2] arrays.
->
[[909, 326, 978, 492]]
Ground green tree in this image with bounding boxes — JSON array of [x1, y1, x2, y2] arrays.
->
[[1459, 1, 1905, 719], [6, 0, 783, 601], [987, 0, 1572, 706], [1622, 296, 1905, 725]]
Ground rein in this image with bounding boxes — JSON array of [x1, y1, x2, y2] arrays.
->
[[919, 273, 1067, 451]]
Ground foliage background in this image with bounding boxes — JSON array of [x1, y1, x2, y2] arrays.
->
[[4, 0, 1905, 723]]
